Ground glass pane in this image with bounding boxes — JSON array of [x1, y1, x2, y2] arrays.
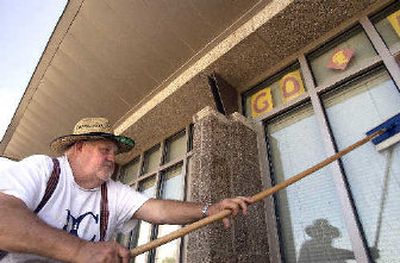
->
[[160, 165, 184, 200], [245, 67, 307, 118], [139, 177, 158, 198], [266, 105, 354, 263], [133, 177, 157, 263], [142, 145, 161, 175], [373, 3, 400, 52], [121, 158, 140, 185], [323, 69, 400, 262], [154, 165, 184, 263], [154, 224, 181, 263], [165, 131, 186, 163], [309, 28, 377, 87]]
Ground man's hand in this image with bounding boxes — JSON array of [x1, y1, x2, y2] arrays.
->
[[74, 241, 130, 263], [207, 196, 254, 228]]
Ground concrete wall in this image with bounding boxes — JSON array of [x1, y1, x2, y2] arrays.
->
[[185, 107, 269, 262]]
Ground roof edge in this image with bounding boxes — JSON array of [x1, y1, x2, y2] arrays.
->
[[0, 0, 85, 155]]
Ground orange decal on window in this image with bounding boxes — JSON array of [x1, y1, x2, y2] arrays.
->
[[387, 9, 400, 38], [280, 70, 305, 104], [250, 88, 273, 118], [326, 48, 355, 70]]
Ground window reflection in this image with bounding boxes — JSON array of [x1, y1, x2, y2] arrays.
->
[[323, 69, 400, 262], [266, 105, 353, 262], [298, 219, 355, 263]]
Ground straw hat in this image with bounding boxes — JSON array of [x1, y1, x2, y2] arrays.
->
[[50, 117, 135, 155]]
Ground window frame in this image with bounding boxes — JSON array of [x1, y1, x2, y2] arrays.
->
[[117, 125, 193, 263]]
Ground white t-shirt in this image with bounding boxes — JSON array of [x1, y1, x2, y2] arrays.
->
[[0, 155, 149, 262]]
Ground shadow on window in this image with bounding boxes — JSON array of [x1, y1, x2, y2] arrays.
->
[[297, 219, 355, 263]]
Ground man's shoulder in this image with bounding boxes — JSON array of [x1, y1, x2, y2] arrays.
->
[[106, 179, 128, 190], [19, 154, 54, 170], [21, 154, 52, 162]]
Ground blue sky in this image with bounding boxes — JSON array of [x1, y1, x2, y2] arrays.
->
[[0, 0, 67, 142]]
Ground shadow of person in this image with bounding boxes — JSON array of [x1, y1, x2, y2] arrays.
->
[[298, 219, 355, 263]]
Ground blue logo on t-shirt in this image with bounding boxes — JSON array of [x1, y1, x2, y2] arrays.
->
[[62, 209, 99, 241]]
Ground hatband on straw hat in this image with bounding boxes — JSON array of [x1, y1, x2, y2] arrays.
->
[[50, 117, 134, 155]]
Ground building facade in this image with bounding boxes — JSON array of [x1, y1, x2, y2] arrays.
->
[[1, 0, 400, 262]]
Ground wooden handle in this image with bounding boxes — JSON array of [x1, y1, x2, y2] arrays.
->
[[130, 130, 383, 256]]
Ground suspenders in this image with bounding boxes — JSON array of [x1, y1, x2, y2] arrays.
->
[[100, 183, 109, 242], [34, 158, 61, 214], [0, 158, 109, 260]]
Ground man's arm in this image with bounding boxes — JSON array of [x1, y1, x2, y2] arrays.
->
[[0, 192, 130, 263], [134, 196, 254, 228]]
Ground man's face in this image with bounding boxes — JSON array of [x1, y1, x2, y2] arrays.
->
[[78, 139, 118, 182]]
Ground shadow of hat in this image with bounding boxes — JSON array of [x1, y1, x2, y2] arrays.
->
[[305, 219, 340, 239]]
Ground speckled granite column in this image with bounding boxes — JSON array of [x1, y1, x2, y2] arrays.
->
[[186, 107, 269, 263]]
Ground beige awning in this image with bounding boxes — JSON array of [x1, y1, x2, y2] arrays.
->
[[1, 0, 384, 161]]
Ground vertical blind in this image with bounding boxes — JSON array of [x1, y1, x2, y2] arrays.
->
[[323, 69, 400, 262], [267, 105, 354, 263]]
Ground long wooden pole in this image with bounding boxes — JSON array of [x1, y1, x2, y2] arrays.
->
[[130, 129, 384, 257]]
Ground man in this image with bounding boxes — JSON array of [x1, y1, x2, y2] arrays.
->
[[0, 117, 253, 262]]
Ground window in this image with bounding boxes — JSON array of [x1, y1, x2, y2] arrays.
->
[[243, 4, 400, 261], [135, 177, 158, 263], [142, 146, 161, 175], [244, 64, 307, 119], [164, 131, 187, 164], [117, 127, 192, 263], [372, 2, 400, 54], [266, 105, 353, 262], [322, 69, 400, 262], [308, 26, 377, 87], [154, 165, 185, 263], [120, 158, 140, 185]]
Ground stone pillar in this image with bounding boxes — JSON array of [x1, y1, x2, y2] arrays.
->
[[185, 107, 269, 263]]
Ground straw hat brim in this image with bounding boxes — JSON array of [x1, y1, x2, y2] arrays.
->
[[50, 132, 135, 155]]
